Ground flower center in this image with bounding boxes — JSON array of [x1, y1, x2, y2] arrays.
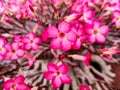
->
[[59, 32, 65, 38], [11, 83, 17, 89], [55, 71, 60, 76], [11, 50, 16, 54], [116, 17, 120, 21], [30, 40, 33, 43], [93, 30, 98, 34], [0, 47, 2, 51], [76, 34, 80, 39]]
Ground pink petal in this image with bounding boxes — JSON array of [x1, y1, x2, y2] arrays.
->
[[50, 38, 61, 50], [96, 34, 106, 43], [28, 32, 35, 39], [34, 38, 41, 44], [31, 44, 38, 50], [44, 71, 55, 80], [66, 31, 76, 42], [58, 21, 70, 33], [16, 49, 24, 56], [0, 38, 5, 46], [16, 83, 30, 90], [47, 63, 58, 72], [61, 74, 71, 84], [61, 38, 71, 51], [11, 54, 18, 60], [47, 26, 59, 38], [58, 64, 69, 74], [23, 37, 29, 43], [99, 26, 109, 35], [72, 39, 81, 50], [41, 29, 49, 41], [88, 35, 96, 43], [52, 76, 62, 88], [12, 43, 19, 50], [3, 79, 13, 89], [93, 20, 100, 29], [25, 44, 31, 50], [14, 75, 25, 83], [0, 47, 6, 55]]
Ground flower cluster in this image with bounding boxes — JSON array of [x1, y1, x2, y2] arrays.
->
[[0, 32, 41, 61], [0, 0, 37, 21]]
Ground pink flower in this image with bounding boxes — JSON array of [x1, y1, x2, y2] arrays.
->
[[41, 29, 49, 42], [112, 10, 120, 28], [14, 35, 24, 48], [3, 75, 30, 90], [44, 63, 71, 88], [47, 21, 76, 51], [86, 20, 109, 44], [23, 32, 41, 50], [79, 85, 91, 90], [5, 43, 24, 60], [70, 21, 86, 50], [0, 38, 7, 61], [101, 46, 120, 60]]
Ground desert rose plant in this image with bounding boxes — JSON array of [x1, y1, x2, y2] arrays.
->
[[0, 0, 120, 90]]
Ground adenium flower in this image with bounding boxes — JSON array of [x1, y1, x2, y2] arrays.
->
[[112, 10, 120, 28], [86, 20, 109, 44], [70, 21, 86, 50], [3, 75, 30, 90], [44, 63, 71, 88], [101, 46, 120, 60], [23, 32, 41, 51], [47, 21, 76, 51], [0, 38, 7, 61], [5, 43, 24, 60]]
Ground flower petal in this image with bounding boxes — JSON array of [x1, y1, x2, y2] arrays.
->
[[14, 75, 25, 83], [61, 74, 71, 84], [58, 21, 70, 33], [52, 76, 62, 88], [99, 26, 109, 35], [47, 26, 59, 38], [16, 49, 24, 57], [96, 34, 106, 43], [88, 35, 96, 43], [50, 38, 61, 50], [3, 79, 13, 89], [66, 31, 76, 42], [44, 71, 55, 80], [48, 63, 58, 72], [61, 38, 71, 51], [58, 64, 69, 74], [16, 83, 30, 90]]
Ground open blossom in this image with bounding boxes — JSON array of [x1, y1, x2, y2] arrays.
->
[[5, 43, 24, 60], [112, 10, 120, 28], [23, 32, 41, 51], [3, 75, 30, 90], [70, 21, 86, 50], [86, 20, 109, 44], [47, 21, 76, 51], [101, 46, 120, 60], [0, 38, 7, 61], [44, 63, 71, 88]]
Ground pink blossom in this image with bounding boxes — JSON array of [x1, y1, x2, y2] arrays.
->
[[23, 32, 41, 50], [86, 20, 109, 44], [44, 63, 71, 88], [112, 10, 120, 28], [101, 46, 120, 60], [47, 21, 76, 51], [5, 43, 24, 60], [70, 21, 86, 50], [0, 38, 7, 61], [3, 75, 30, 90], [79, 85, 91, 90], [41, 29, 49, 42]]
